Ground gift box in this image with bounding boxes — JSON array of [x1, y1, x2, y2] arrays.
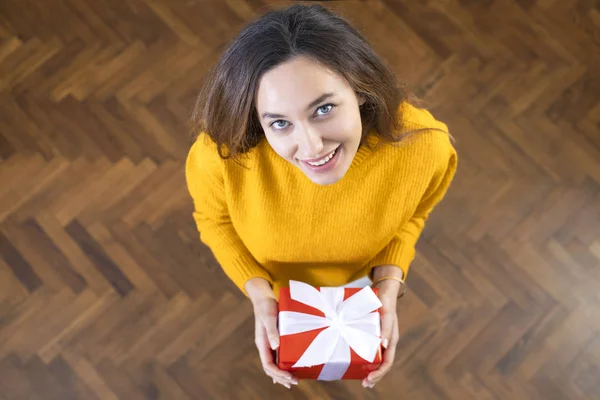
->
[[277, 280, 383, 380]]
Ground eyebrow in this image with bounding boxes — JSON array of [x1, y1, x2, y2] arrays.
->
[[260, 92, 336, 120]]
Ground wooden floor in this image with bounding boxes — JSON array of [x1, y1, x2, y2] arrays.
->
[[1, 0, 599, 399]]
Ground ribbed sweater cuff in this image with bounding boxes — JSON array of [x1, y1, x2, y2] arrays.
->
[[367, 238, 416, 279], [199, 226, 273, 297], [228, 255, 273, 297]]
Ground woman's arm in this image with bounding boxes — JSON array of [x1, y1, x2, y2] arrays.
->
[[368, 134, 458, 281], [186, 136, 297, 387], [372, 265, 404, 291], [364, 135, 457, 388], [185, 135, 272, 296]]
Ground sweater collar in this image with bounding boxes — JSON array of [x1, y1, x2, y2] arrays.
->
[[349, 131, 379, 170], [255, 130, 379, 183]]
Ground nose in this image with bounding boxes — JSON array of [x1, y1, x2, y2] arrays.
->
[[295, 124, 324, 159]]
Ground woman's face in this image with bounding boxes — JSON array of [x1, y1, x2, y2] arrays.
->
[[255, 56, 365, 186]]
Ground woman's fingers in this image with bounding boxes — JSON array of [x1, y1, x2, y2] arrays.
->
[[261, 312, 280, 350], [366, 315, 399, 386], [379, 308, 395, 349], [258, 346, 296, 382], [371, 338, 396, 381], [252, 296, 298, 388], [254, 297, 281, 350], [266, 372, 296, 389], [255, 321, 298, 385], [255, 330, 287, 378]]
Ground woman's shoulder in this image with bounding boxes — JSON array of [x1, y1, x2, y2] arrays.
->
[[188, 132, 218, 156], [395, 129, 455, 161], [398, 102, 450, 135], [400, 103, 454, 154], [185, 133, 228, 183], [373, 103, 456, 175], [187, 133, 248, 167], [186, 133, 263, 176]]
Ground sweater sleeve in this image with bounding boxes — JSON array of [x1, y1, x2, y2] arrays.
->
[[368, 133, 458, 280], [185, 135, 273, 296]]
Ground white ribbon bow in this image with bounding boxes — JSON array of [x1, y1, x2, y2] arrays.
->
[[278, 280, 383, 381]]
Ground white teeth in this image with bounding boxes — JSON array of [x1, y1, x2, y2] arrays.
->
[[307, 149, 336, 166]]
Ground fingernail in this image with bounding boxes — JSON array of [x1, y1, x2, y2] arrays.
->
[[270, 339, 280, 350], [273, 379, 276, 384], [284, 383, 291, 389], [369, 383, 375, 388], [362, 381, 368, 388], [382, 338, 389, 349]]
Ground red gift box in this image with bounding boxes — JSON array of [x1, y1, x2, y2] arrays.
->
[[277, 281, 383, 380]]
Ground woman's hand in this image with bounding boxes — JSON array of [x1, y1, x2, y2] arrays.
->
[[363, 269, 403, 388], [245, 278, 299, 389]]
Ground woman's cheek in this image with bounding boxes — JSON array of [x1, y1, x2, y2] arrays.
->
[[324, 115, 352, 141], [269, 135, 294, 160]]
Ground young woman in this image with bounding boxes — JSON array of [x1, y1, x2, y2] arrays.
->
[[186, 4, 457, 389]]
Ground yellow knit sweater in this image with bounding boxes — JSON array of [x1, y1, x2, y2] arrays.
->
[[185, 102, 457, 297]]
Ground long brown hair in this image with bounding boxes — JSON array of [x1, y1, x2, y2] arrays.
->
[[192, 4, 415, 160]]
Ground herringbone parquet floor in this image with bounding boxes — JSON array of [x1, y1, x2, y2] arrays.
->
[[1, 0, 599, 399]]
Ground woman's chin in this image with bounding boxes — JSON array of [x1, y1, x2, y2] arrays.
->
[[307, 173, 343, 186], [303, 163, 350, 186]]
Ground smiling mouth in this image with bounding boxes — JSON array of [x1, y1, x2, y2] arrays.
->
[[305, 147, 337, 166], [299, 145, 342, 172]]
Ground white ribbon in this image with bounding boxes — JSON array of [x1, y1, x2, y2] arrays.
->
[[278, 280, 383, 381]]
